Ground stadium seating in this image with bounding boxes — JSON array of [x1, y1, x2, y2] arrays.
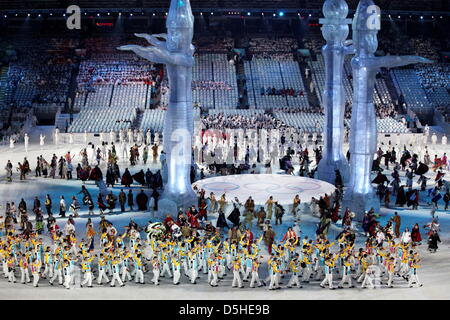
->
[[391, 69, 432, 112], [139, 109, 165, 133], [68, 106, 136, 133]]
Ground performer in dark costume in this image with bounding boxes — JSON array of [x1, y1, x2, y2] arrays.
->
[[132, 169, 146, 186], [136, 190, 148, 211], [396, 185, 406, 207], [227, 204, 241, 227], [106, 165, 116, 187], [145, 169, 154, 189], [121, 168, 133, 187], [151, 189, 160, 211], [216, 208, 229, 229]]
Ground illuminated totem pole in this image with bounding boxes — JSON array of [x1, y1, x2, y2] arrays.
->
[[317, 0, 353, 184], [343, 0, 431, 219], [119, 0, 197, 210]]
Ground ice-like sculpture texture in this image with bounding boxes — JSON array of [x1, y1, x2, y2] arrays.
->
[[119, 0, 197, 209], [343, 0, 432, 219], [317, 0, 353, 184]]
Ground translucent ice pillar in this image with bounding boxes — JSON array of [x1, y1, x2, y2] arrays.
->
[[317, 0, 353, 184], [119, 0, 197, 208], [343, 0, 431, 219]]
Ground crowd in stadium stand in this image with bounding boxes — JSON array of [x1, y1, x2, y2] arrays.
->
[[202, 112, 286, 130], [416, 64, 450, 90], [0, 30, 448, 139]]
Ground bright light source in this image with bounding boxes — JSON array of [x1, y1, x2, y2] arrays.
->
[[247, 12, 251, 16], [279, 11, 284, 17]]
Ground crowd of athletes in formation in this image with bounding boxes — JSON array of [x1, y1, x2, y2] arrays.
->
[[0, 122, 445, 290]]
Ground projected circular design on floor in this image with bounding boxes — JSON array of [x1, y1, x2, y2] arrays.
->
[[193, 174, 336, 205], [202, 182, 240, 192]]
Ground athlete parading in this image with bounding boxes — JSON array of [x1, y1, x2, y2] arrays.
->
[[0, 223, 423, 290]]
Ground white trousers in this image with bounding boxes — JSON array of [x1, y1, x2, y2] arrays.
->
[[43, 264, 53, 278], [387, 271, 394, 287], [287, 273, 301, 288], [302, 267, 311, 282], [110, 272, 123, 286], [207, 269, 212, 283], [250, 271, 262, 288], [20, 268, 30, 283], [226, 255, 231, 269], [315, 265, 324, 280], [219, 264, 226, 277], [135, 269, 144, 284], [399, 262, 409, 276], [182, 261, 189, 275], [320, 273, 334, 289], [173, 270, 181, 284], [210, 272, 218, 286], [84, 271, 94, 286], [97, 269, 110, 284], [357, 271, 366, 283], [338, 274, 353, 288], [32, 273, 40, 287], [243, 266, 252, 281], [8, 269, 16, 282], [121, 267, 132, 282], [161, 263, 172, 277], [63, 274, 71, 289], [269, 273, 279, 289], [81, 271, 93, 287], [232, 270, 243, 287], [152, 269, 160, 285], [361, 274, 374, 288], [354, 264, 362, 279], [202, 259, 208, 274], [50, 269, 62, 284], [408, 273, 422, 287], [190, 268, 198, 284]]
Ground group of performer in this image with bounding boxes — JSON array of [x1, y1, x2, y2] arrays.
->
[[0, 211, 425, 290], [2, 122, 450, 293], [5, 128, 166, 185]]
